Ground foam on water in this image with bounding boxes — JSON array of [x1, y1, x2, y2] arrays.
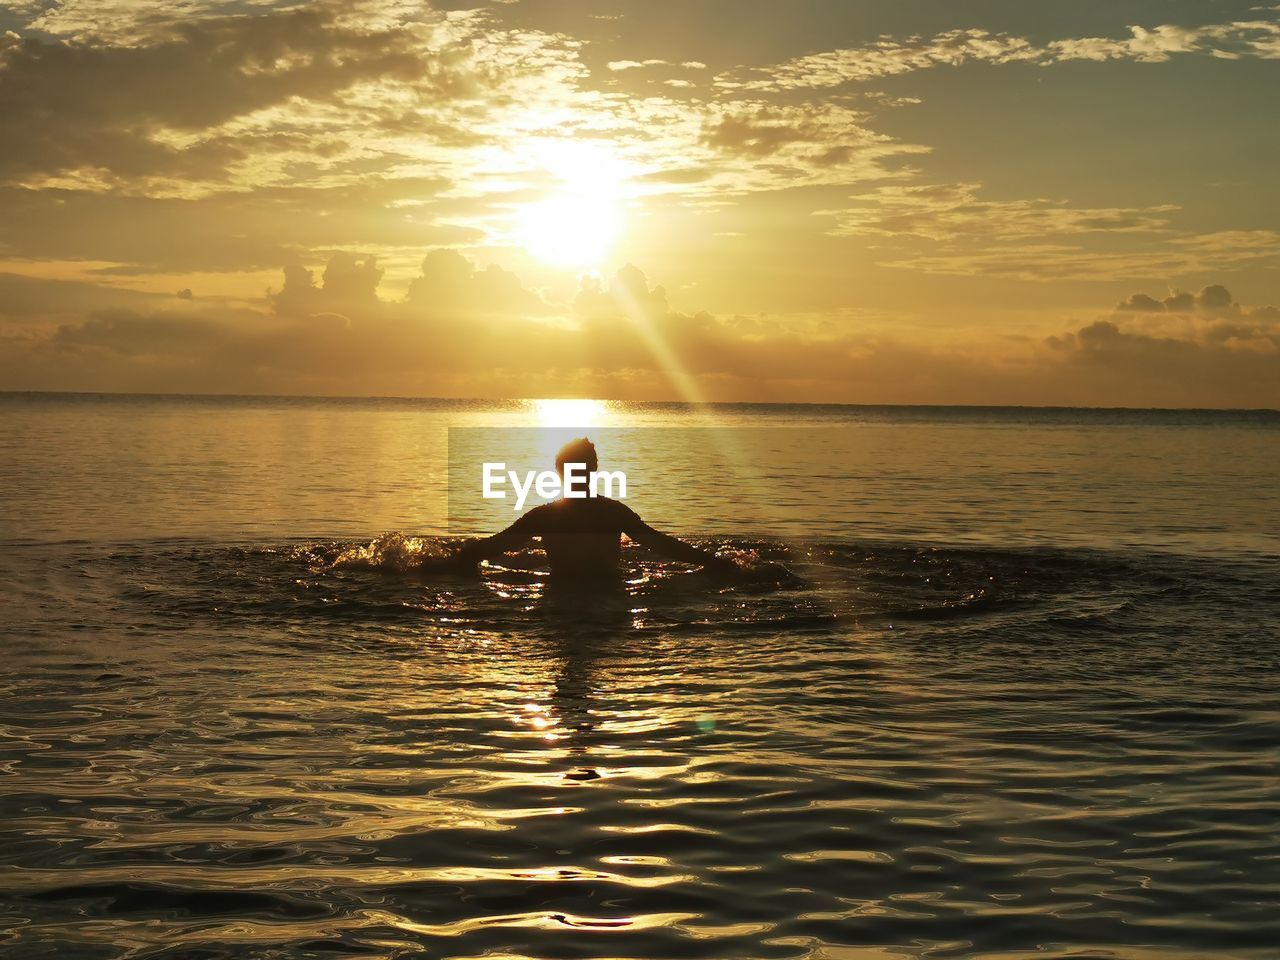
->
[[304, 532, 453, 573]]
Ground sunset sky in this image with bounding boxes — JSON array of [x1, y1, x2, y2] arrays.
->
[[1, 0, 1277, 406]]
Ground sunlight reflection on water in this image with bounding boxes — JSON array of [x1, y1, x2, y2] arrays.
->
[[6, 392, 1274, 553]]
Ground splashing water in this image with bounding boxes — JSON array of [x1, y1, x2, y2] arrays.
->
[[298, 531, 453, 573]]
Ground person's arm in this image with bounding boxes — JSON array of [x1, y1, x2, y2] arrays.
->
[[449, 507, 544, 570], [614, 502, 738, 575]]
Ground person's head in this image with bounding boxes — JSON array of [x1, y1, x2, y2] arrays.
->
[[555, 437, 598, 494]]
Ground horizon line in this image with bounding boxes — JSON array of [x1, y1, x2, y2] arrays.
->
[[1, 388, 1276, 416]]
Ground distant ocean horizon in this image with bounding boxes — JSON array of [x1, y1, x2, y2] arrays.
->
[[5, 388, 1279, 415]]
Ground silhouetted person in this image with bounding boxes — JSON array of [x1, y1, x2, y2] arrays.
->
[[452, 437, 738, 583]]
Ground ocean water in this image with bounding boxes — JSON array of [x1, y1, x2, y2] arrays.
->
[[1, 393, 1278, 959]]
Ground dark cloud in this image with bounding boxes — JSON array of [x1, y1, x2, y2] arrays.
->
[[0, 8, 474, 181], [1114, 284, 1265, 321], [703, 112, 813, 157], [701, 103, 878, 160], [1046, 284, 1280, 406], [1196, 284, 1235, 314], [1115, 293, 1165, 312]]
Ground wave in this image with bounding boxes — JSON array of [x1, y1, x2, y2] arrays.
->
[[0, 533, 1243, 651], [4, 533, 1273, 650]]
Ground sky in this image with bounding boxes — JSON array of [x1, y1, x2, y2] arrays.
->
[[0, 0, 1277, 406]]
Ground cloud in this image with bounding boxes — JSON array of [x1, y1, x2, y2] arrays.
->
[[0, 8, 472, 183], [266, 248, 555, 322], [1041, 284, 1280, 403], [1045, 304, 1280, 406], [0, 179, 473, 276], [5, 255, 1276, 407], [23, 0, 1241, 289], [405, 249, 552, 317], [821, 186, 1280, 284], [692, 101, 928, 192], [824, 183, 1177, 240], [0, 255, 833, 395], [50, 307, 233, 356], [1048, 20, 1280, 63], [0, 0, 936, 266], [606, 59, 666, 71], [0, 0, 579, 277], [0, 270, 174, 324], [0, 1, 1275, 412], [3, 1, 1275, 253], [606, 58, 707, 73], [874, 231, 1280, 281], [0, 0, 612, 267], [718, 29, 1039, 91], [721, 15, 1280, 91], [272, 252, 384, 318], [6, 0, 291, 42], [1117, 284, 1242, 315], [1108, 284, 1280, 353]]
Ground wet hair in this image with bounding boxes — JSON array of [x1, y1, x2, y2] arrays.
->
[[555, 437, 598, 474]]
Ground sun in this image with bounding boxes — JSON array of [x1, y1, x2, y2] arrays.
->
[[514, 194, 619, 270], [512, 139, 626, 270]]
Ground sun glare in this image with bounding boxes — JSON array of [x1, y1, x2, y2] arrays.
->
[[531, 398, 611, 428], [512, 140, 626, 269]]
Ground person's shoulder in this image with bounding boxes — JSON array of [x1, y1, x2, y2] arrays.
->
[[592, 495, 648, 530], [592, 495, 634, 514], [512, 500, 553, 530]]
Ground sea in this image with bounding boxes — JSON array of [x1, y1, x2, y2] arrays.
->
[[1, 392, 1278, 959]]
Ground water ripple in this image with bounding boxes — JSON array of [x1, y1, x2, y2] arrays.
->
[[2, 538, 1278, 958]]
